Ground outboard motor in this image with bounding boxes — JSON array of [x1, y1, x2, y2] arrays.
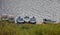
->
[[17, 16, 24, 24], [29, 16, 36, 24], [24, 16, 30, 23], [43, 19, 48, 24]]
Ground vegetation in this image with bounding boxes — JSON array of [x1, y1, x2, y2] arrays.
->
[[0, 20, 60, 35]]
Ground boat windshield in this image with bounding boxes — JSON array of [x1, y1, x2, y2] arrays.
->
[[24, 16, 29, 19], [30, 18, 36, 21]]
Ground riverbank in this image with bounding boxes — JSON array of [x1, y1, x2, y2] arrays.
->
[[0, 21, 60, 35]]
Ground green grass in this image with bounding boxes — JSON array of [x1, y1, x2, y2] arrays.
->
[[0, 21, 60, 35]]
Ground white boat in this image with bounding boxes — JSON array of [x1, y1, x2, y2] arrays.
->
[[43, 18, 56, 24], [8, 15, 15, 22], [24, 16, 30, 23], [29, 16, 36, 24], [1, 14, 8, 20], [17, 16, 24, 24]]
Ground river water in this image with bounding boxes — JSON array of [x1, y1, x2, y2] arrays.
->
[[0, 0, 60, 23]]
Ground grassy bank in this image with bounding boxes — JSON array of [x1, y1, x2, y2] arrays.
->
[[0, 21, 60, 35]]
